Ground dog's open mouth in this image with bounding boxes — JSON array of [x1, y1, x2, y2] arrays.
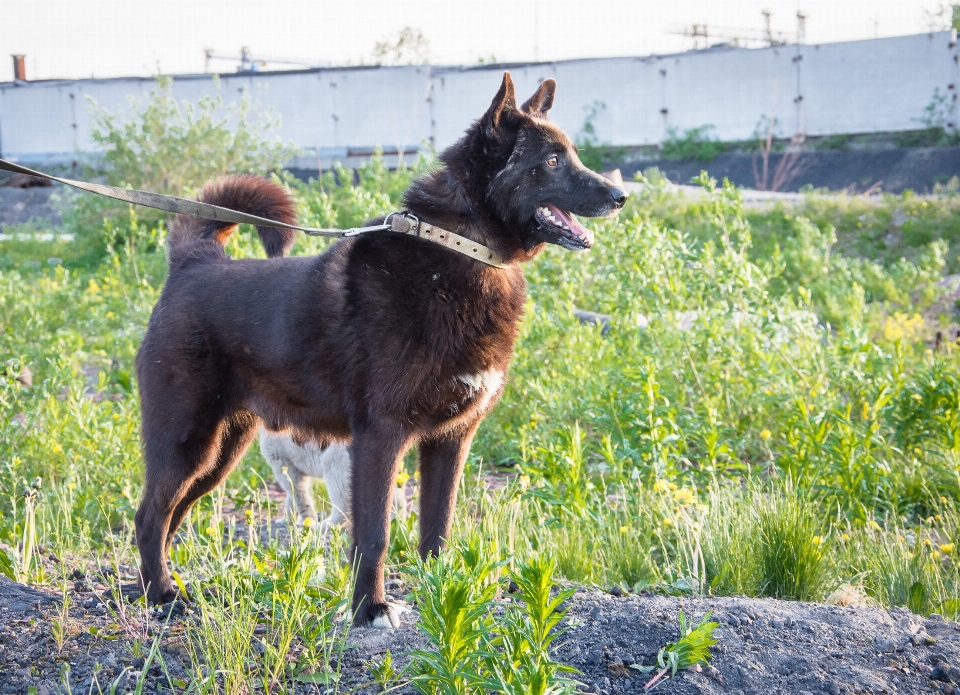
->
[[536, 205, 594, 249]]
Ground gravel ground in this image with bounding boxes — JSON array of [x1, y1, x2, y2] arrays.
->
[[0, 186, 62, 230], [620, 146, 960, 194], [3, 572, 960, 695]]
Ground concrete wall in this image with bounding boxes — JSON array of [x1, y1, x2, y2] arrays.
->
[[1, 31, 956, 169]]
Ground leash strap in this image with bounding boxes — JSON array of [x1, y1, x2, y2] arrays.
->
[[0, 157, 505, 266], [0, 157, 359, 237]]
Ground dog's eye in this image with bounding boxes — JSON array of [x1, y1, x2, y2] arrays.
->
[[546, 155, 558, 167]]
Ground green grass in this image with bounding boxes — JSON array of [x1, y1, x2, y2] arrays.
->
[[6, 156, 960, 691]]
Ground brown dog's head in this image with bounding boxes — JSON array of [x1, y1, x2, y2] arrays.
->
[[460, 72, 626, 252]]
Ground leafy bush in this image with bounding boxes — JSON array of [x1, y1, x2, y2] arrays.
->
[[407, 539, 577, 695], [660, 126, 728, 162], [63, 76, 297, 263]]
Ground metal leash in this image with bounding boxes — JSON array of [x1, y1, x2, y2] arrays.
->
[[0, 157, 390, 238]]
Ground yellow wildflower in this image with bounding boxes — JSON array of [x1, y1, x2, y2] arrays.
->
[[620, 526, 629, 534], [882, 312, 925, 343], [941, 497, 948, 504], [869, 520, 881, 532], [205, 526, 217, 537], [396, 470, 411, 487], [662, 517, 673, 527], [932, 550, 942, 561], [940, 543, 955, 554], [673, 488, 696, 506], [302, 516, 314, 529], [812, 536, 823, 545], [760, 430, 772, 440], [653, 480, 669, 493], [842, 533, 850, 542]]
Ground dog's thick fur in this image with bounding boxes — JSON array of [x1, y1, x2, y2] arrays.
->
[[259, 428, 406, 530], [134, 72, 625, 627]]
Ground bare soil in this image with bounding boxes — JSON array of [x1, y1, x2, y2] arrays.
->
[[620, 146, 960, 194], [2, 572, 959, 695]]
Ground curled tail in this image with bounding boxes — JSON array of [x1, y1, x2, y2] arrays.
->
[[167, 175, 298, 260]]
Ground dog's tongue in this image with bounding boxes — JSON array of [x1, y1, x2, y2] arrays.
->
[[549, 205, 594, 246]]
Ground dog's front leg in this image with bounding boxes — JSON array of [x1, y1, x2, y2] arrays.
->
[[417, 423, 479, 559], [349, 421, 409, 628]]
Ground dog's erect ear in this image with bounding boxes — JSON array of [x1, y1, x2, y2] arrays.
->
[[521, 78, 556, 116], [482, 71, 518, 135]]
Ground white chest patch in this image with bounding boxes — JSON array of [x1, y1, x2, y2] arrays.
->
[[456, 368, 504, 411]]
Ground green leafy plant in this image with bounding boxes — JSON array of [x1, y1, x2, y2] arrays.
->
[[64, 75, 297, 261], [406, 540, 576, 695], [366, 649, 401, 692], [634, 610, 719, 691], [660, 126, 728, 162]]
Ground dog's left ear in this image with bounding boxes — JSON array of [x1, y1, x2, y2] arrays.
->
[[520, 78, 556, 117]]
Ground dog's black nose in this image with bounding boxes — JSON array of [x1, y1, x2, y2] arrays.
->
[[609, 187, 627, 209]]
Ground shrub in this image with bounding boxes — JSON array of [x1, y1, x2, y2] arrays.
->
[[660, 126, 728, 162], [63, 76, 297, 263]]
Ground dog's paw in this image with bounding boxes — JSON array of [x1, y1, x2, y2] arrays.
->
[[145, 585, 179, 606], [357, 602, 404, 629]]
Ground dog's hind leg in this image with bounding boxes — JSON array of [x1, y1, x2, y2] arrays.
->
[[136, 418, 222, 605], [165, 416, 258, 550], [136, 414, 255, 604], [417, 424, 479, 560], [349, 422, 410, 628]]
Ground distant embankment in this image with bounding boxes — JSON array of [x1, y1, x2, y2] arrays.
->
[[623, 145, 960, 194]]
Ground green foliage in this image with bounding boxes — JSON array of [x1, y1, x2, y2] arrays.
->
[[90, 76, 296, 195], [64, 76, 297, 262], [660, 126, 728, 162], [893, 88, 960, 148], [406, 540, 576, 695], [813, 134, 852, 151], [366, 649, 399, 692], [181, 509, 349, 692], [752, 489, 828, 600], [634, 610, 719, 690]]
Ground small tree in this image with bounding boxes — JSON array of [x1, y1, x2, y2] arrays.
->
[[64, 75, 297, 260], [371, 27, 430, 66], [88, 75, 296, 195]]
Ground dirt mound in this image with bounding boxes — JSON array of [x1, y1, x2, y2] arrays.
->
[[621, 146, 960, 194], [2, 575, 958, 694]]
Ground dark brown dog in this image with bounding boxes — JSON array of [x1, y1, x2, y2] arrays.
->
[[134, 71, 625, 627]]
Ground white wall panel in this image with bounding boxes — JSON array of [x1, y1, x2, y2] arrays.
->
[[1, 32, 955, 165]]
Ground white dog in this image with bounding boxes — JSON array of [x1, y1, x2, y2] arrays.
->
[[258, 429, 406, 532]]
